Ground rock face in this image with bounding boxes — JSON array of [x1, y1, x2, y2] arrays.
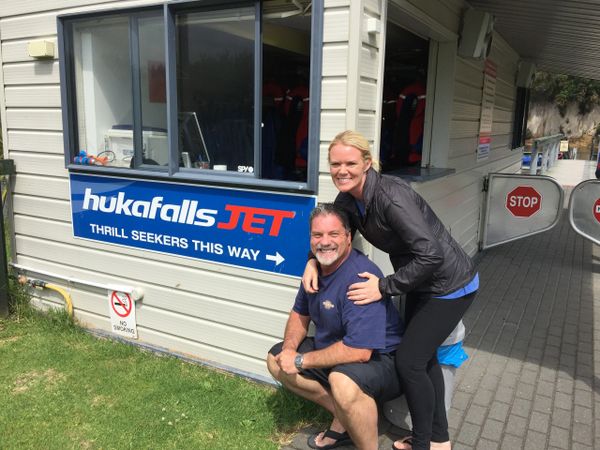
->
[[527, 101, 600, 159], [528, 101, 600, 139]]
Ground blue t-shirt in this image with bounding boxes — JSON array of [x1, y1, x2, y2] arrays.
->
[[293, 249, 403, 353]]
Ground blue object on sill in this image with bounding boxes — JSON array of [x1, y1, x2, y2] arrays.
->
[[522, 152, 542, 167]]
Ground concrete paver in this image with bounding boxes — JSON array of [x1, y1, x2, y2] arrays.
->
[[281, 160, 598, 449]]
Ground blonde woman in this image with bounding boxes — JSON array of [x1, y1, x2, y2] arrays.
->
[[302, 130, 478, 450]]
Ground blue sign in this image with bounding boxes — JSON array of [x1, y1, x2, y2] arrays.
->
[[70, 173, 316, 277]]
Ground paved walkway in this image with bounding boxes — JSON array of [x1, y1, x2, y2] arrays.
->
[[282, 160, 599, 449]]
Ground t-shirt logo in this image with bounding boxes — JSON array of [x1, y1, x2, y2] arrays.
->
[[322, 300, 335, 310]]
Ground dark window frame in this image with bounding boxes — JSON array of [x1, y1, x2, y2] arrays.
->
[[512, 86, 530, 149], [57, 0, 322, 193]]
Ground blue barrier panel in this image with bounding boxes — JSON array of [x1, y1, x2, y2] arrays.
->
[[70, 173, 316, 277]]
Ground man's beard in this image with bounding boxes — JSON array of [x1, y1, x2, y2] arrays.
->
[[314, 245, 342, 267]]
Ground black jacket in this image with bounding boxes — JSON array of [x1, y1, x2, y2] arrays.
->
[[334, 168, 476, 297]]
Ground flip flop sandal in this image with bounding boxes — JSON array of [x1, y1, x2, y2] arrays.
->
[[392, 435, 413, 450], [307, 429, 353, 449]]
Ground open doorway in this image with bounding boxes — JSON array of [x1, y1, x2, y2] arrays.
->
[[380, 21, 429, 173]]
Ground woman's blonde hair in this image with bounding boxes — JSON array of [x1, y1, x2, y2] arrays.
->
[[328, 130, 379, 170]]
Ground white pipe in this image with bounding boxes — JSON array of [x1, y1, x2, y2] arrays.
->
[[10, 263, 144, 300]]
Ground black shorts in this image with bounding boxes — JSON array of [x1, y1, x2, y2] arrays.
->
[[269, 338, 402, 403]]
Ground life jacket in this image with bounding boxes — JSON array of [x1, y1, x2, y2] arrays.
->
[[395, 80, 426, 165], [380, 88, 398, 166], [284, 85, 309, 169], [262, 81, 285, 178], [263, 81, 285, 113]]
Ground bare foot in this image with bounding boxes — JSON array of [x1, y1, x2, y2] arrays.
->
[[313, 431, 337, 448], [307, 427, 351, 449]]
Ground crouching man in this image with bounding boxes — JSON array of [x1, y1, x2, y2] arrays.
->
[[267, 204, 404, 450]]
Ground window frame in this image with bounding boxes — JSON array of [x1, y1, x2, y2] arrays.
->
[[57, 0, 322, 193], [511, 86, 530, 150]]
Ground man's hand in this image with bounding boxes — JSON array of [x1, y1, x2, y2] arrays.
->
[[347, 272, 383, 305], [302, 258, 319, 293], [276, 348, 300, 375]]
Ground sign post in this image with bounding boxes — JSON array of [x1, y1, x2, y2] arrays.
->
[[0, 160, 15, 318]]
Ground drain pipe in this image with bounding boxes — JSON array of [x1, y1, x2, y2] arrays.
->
[[10, 264, 144, 317], [10, 263, 144, 299]]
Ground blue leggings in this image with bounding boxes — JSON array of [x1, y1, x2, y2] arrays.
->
[[395, 291, 475, 450]]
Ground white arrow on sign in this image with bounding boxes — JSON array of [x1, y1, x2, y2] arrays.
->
[[266, 252, 285, 266]]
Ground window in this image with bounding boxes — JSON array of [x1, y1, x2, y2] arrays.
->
[[59, 0, 320, 191], [176, 6, 255, 172]]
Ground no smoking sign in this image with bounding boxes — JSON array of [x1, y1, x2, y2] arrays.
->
[[108, 291, 138, 338], [111, 292, 132, 317]]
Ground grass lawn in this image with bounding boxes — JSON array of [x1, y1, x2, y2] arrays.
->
[[0, 301, 328, 449]]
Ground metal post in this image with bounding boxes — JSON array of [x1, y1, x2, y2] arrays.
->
[[548, 140, 555, 168], [0, 160, 15, 317], [540, 142, 549, 174], [0, 194, 8, 318], [530, 140, 539, 175]]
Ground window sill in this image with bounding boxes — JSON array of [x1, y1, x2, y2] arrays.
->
[[383, 166, 455, 183], [67, 165, 315, 194]]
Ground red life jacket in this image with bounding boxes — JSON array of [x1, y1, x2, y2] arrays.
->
[[396, 80, 426, 164], [284, 85, 309, 168]]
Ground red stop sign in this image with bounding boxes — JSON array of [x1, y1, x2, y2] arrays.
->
[[594, 199, 600, 223], [506, 186, 542, 217]]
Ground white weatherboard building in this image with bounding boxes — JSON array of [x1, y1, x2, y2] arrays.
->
[[0, 0, 531, 381]]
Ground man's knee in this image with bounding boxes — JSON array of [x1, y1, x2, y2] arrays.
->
[[329, 372, 365, 410], [267, 353, 282, 381]]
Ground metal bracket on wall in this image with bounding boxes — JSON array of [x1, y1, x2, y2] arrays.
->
[[0, 160, 15, 175]]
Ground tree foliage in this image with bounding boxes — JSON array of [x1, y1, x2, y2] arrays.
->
[[531, 71, 600, 116]]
